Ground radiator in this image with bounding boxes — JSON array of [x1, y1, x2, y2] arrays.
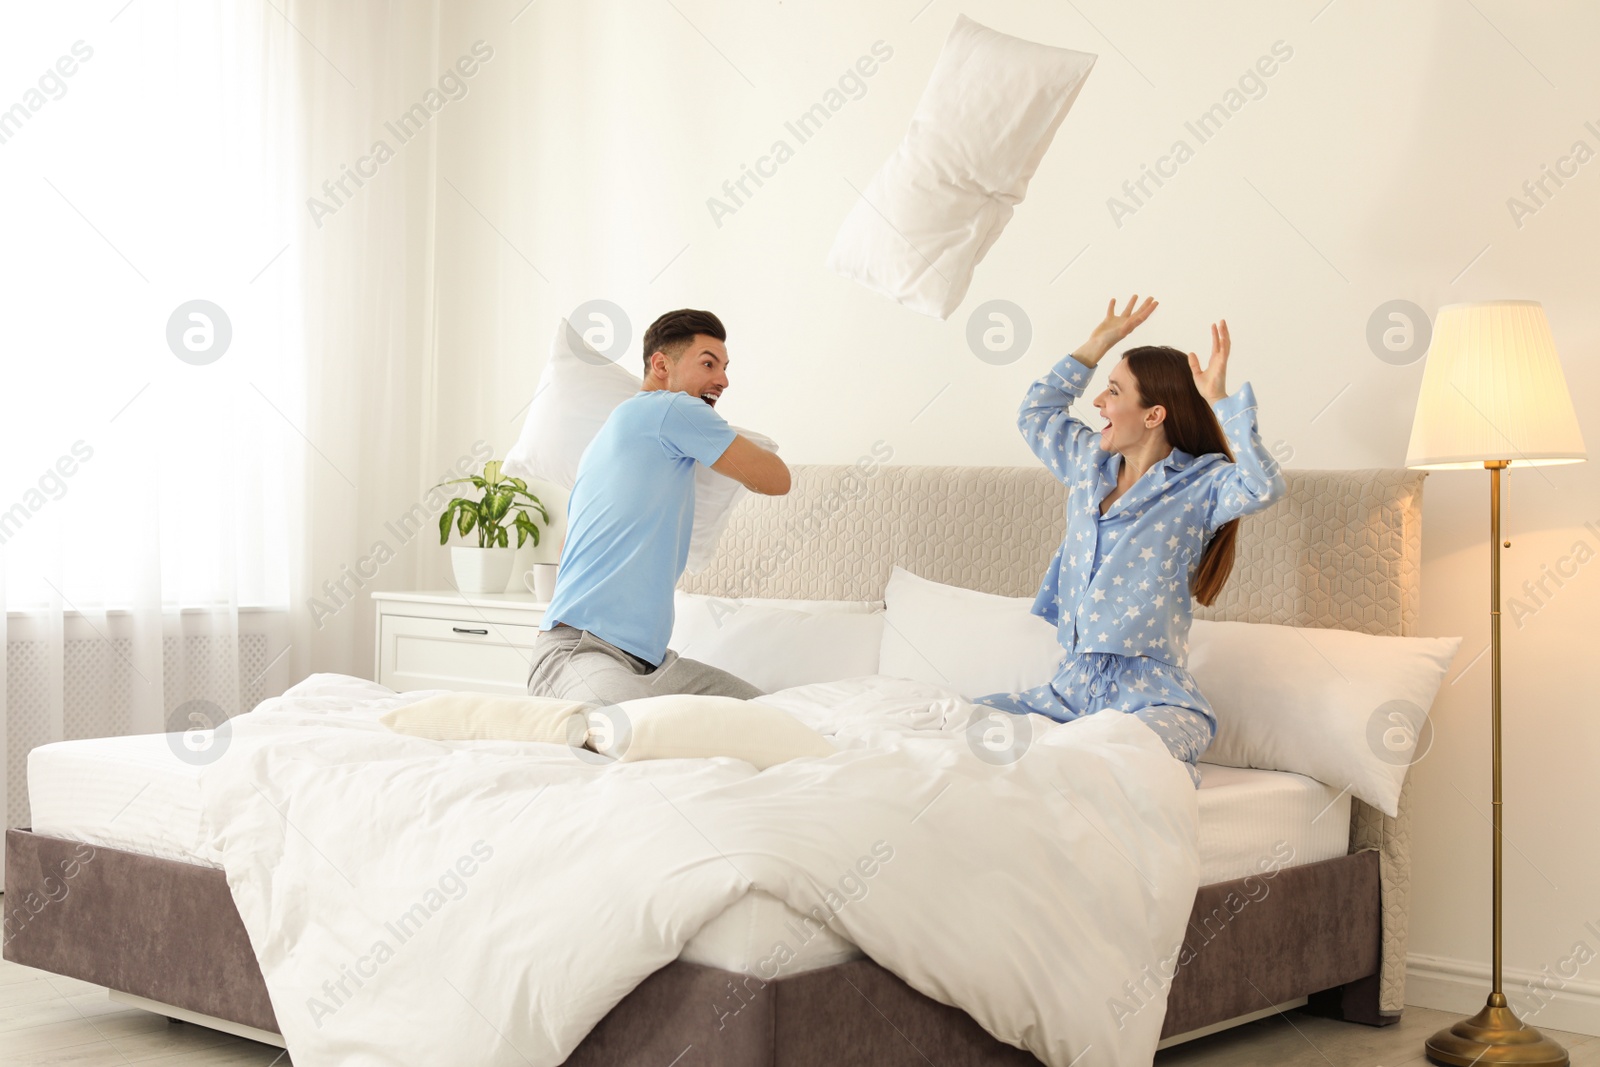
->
[[5, 633, 270, 830]]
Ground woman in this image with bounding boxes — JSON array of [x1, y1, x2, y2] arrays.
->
[[975, 295, 1287, 786]]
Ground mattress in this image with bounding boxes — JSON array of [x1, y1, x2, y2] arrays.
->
[[26, 736, 1351, 977]]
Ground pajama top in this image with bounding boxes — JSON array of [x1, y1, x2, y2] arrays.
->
[[1021, 353, 1287, 671]]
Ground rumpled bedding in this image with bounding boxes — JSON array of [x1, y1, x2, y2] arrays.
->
[[197, 673, 1200, 1066]]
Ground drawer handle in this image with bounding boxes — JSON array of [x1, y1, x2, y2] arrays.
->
[[451, 627, 490, 635]]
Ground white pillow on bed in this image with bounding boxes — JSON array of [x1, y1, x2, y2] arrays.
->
[[671, 592, 884, 693], [1188, 619, 1461, 817], [746, 596, 884, 614], [501, 317, 775, 573], [592, 694, 835, 769], [877, 566, 1063, 699], [676, 591, 885, 616], [826, 15, 1097, 319]]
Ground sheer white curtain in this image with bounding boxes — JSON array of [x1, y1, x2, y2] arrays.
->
[[0, 0, 445, 859]]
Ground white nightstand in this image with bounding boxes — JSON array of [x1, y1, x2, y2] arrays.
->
[[372, 590, 550, 695]]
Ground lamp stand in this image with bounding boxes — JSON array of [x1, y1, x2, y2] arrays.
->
[[1425, 461, 1568, 1067]]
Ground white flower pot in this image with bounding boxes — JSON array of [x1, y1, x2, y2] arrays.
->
[[450, 546, 517, 594]]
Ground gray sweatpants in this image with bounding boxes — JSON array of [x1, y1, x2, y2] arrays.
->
[[526, 623, 763, 705]]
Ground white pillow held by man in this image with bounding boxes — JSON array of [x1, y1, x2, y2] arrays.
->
[[501, 317, 776, 572]]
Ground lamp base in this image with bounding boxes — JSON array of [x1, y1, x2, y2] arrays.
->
[[1425, 994, 1569, 1066]]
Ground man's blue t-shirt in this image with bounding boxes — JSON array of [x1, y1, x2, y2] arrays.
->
[[539, 390, 737, 665]]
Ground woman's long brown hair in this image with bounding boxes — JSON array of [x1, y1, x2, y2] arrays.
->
[[1121, 346, 1237, 607]]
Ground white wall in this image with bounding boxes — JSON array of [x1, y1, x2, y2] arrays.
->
[[426, 0, 1600, 1029]]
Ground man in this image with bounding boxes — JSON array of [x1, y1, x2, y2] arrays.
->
[[526, 309, 790, 704]]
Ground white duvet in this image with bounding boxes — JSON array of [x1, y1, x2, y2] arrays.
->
[[197, 673, 1201, 1067]]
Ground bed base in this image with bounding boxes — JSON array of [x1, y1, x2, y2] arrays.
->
[[4, 828, 1390, 1063], [107, 989, 288, 1048]]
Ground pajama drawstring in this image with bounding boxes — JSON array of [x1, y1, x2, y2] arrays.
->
[[1072, 652, 1124, 706]]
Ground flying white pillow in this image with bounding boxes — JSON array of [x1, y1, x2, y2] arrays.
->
[[827, 16, 1097, 319], [502, 318, 776, 573]]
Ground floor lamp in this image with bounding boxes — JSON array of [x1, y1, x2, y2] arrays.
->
[[1404, 301, 1587, 1067]]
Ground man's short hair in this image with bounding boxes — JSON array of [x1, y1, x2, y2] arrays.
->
[[642, 309, 725, 374]]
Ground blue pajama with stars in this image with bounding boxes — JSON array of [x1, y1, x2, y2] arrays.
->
[[976, 353, 1288, 787]]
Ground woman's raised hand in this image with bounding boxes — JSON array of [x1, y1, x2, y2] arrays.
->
[[1188, 319, 1229, 402], [1077, 294, 1158, 365]]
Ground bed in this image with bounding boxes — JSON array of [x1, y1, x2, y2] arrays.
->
[[4, 463, 1426, 1065]]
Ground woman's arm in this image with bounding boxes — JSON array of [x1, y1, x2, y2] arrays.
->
[[1016, 357, 1098, 483], [1018, 295, 1158, 482], [1204, 384, 1288, 529], [1191, 320, 1288, 529]]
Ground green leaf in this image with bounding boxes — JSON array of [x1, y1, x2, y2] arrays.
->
[[457, 506, 477, 539], [437, 503, 456, 545], [487, 490, 513, 523], [515, 513, 541, 549], [495, 526, 509, 548], [508, 477, 528, 492], [510, 496, 549, 524]]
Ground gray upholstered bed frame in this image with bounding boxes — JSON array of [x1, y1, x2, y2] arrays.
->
[[5, 464, 1427, 1064]]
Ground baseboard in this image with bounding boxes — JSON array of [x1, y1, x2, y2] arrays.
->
[[1407, 953, 1600, 1038]]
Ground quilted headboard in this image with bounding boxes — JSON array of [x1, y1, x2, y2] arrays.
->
[[681, 465, 1425, 638], [680, 463, 1426, 1017]]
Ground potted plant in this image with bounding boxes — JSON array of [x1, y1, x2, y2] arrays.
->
[[433, 460, 551, 594]]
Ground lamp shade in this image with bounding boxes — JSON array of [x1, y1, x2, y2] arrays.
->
[[1405, 301, 1587, 470]]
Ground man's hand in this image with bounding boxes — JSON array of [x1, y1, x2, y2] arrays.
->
[[712, 434, 791, 495], [1188, 319, 1229, 402], [1075, 294, 1158, 366]]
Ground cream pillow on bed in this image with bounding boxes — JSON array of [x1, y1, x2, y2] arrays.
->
[[381, 692, 591, 744], [591, 694, 835, 770], [827, 16, 1097, 318]]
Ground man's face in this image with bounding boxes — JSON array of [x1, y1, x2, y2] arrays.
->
[[660, 334, 730, 407]]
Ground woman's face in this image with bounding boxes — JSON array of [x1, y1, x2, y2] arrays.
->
[[1093, 358, 1165, 455]]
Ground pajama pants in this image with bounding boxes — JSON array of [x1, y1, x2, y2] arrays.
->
[[975, 651, 1216, 787], [527, 623, 764, 704]]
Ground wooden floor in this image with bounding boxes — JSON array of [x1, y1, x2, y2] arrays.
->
[[1156, 1003, 1599, 1067], [1, 954, 1595, 1065]]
